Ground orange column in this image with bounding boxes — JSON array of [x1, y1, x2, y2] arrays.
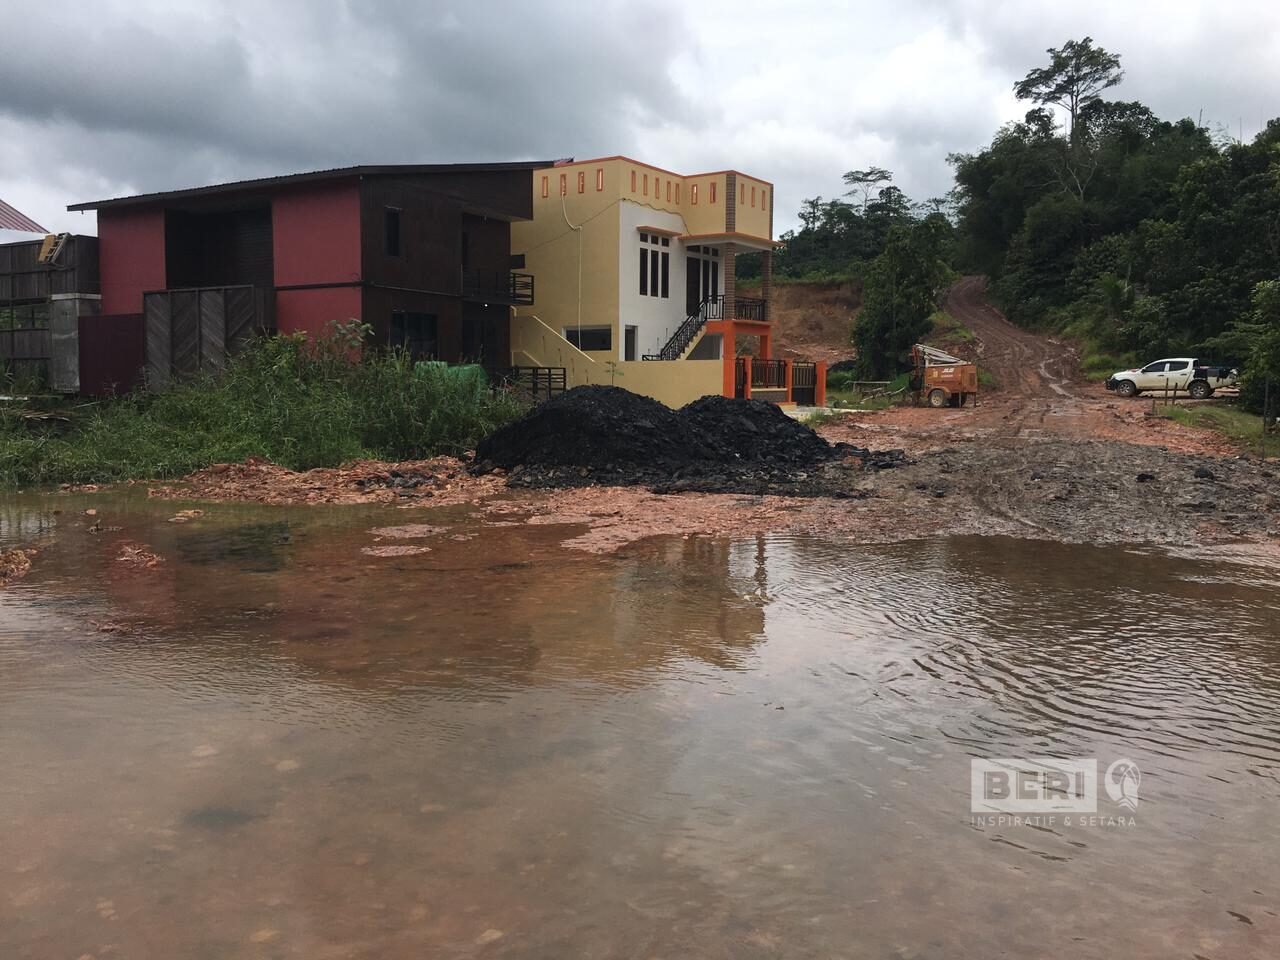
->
[[759, 332, 771, 360], [815, 361, 827, 407], [722, 335, 736, 397]]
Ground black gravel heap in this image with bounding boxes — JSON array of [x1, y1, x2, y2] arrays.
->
[[680, 396, 834, 464], [476, 386, 703, 471], [474, 385, 905, 494]]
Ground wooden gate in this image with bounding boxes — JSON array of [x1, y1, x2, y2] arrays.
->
[[144, 285, 271, 387]]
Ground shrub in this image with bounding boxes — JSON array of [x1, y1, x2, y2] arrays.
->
[[0, 322, 526, 488]]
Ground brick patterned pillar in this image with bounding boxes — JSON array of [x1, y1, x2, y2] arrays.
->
[[723, 242, 736, 325], [725, 173, 737, 233], [761, 248, 773, 324]]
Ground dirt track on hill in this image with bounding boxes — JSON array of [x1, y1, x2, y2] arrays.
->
[[944, 275, 1076, 397]]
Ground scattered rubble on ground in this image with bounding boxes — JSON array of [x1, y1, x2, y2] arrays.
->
[[148, 456, 507, 507], [0, 547, 37, 586], [361, 544, 433, 557], [115, 544, 164, 568]]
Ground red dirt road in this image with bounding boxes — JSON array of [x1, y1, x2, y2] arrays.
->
[[822, 276, 1239, 457]]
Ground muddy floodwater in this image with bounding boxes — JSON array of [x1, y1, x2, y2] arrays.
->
[[2, 493, 1279, 959]]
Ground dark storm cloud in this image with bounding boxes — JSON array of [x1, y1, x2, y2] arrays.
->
[[0, 0, 700, 221], [3, 0, 1278, 235]]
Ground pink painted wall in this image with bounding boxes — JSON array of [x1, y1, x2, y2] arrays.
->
[[98, 208, 167, 315], [272, 180, 362, 336]]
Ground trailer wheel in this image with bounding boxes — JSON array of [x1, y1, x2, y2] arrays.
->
[[1188, 380, 1212, 400], [928, 388, 948, 408]]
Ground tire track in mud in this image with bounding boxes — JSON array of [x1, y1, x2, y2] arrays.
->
[[941, 276, 1081, 442], [943, 276, 1077, 400]]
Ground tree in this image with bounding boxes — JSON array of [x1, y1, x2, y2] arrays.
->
[[852, 215, 951, 378], [842, 166, 893, 213], [798, 196, 824, 231], [1014, 37, 1123, 140]]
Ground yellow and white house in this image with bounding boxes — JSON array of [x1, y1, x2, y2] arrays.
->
[[509, 156, 824, 408]]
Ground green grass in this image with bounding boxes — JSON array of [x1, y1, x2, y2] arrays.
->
[[1164, 402, 1271, 454], [928, 310, 975, 344], [824, 372, 910, 410], [1080, 349, 1137, 382], [0, 323, 527, 489]]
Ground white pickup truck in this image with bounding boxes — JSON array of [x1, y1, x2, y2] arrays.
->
[[1106, 358, 1238, 399]]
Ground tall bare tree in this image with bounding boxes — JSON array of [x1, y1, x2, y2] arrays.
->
[[1014, 37, 1123, 140], [842, 167, 893, 213]]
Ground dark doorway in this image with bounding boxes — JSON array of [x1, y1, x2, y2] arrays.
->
[[390, 311, 438, 360], [685, 257, 700, 314], [624, 325, 637, 362]]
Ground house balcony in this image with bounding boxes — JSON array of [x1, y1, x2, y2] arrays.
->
[[734, 296, 765, 321], [461, 268, 534, 306]]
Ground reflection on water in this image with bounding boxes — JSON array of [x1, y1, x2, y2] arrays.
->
[[1, 494, 1278, 958]]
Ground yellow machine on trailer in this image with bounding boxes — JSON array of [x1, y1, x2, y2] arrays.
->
[[910, 344, 978, 408]]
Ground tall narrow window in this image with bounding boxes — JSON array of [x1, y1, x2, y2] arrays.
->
[[675, 183, 681, 204], [541, 176, 549, 198], [740, 183, 745, 205], [631, 170, 637, 192], [660, 248, 669, 298], [762, 189, 768, 210], [691, 184, 699, 205], [751, 186, 756, 207], [643, 173, 649, 196], [596, 168, 605, 191], [384, 207, 401, 256], [577, 171, 585, 193], [639, 247, 649, 295], [560, 173, 567, 196], [710, 182, 717, 203], [666, 181, 672, 202], [650, 249, 659, 297]]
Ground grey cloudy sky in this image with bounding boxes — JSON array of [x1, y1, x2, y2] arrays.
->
[[2, 0, 1278, 241]]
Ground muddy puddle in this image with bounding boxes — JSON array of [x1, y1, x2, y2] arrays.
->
[[2, 492, 1279, 958]]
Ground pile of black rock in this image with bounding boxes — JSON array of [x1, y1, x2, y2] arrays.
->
[[473, 386, 907, 495]]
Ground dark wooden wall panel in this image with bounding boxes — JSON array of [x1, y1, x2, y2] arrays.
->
[[144, 294, 172, 388], [170, 290, 200, 378]]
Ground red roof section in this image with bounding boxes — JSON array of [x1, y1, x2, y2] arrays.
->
[[0, 197, 47, 233]]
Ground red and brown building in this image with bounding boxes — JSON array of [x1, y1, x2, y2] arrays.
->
[[67, 162, 545, 382]]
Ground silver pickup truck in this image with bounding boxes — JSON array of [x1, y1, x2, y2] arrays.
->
[[1105, 358, 1238, 399]]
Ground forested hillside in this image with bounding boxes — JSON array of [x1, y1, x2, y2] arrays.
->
[[951, 37, 1280, 407], [752, 37, 1280, 400]]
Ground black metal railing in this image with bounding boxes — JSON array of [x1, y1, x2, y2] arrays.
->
[[751, 358, 787, 390], [734, 296, 766, 321], [490, 365, 565, 402], [791, 361, 817, 405], [461, 269, 535, 306], [643, 295, 722, 360]]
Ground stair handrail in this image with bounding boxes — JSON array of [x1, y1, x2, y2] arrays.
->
[[643, 295, 720, 361], [515, 314, 599, 368]]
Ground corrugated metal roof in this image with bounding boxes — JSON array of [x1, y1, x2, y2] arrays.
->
[[68, 161, 562, 212], [0, 198, 47, 233]]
